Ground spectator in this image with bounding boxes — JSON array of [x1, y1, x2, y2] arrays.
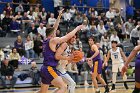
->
[[14, 36, 25, 56], [29, 62, 40, 85], [15, 4, 24, 14], [115, 23, 124, 41], [73, 37, 83, 51], [40, 8, 47, 19], [53, 0, 60, 18], [82, 13, 89, 23], [89, 8, 98, 18], [4, 3, 12, 15], [2, 14, 12, 35], [69, 6, 76, 17], [74, 14, 83, 26], [33, 7, 40, 18], [106, 8, 115, 19], [27, 6, 34, 16], [21, 12, 31, 33], [63, 9, 72, 29], [9, 48, 20, 69], [37, 23, 46, 39], [100, 32, 110, 51], [97, 21, 106, 35], [15, 12, 22, 24], [24, 35, 35, 59], [22, 0, 30, 12], [10, 17, 20, 36], [0, 11, 6, 20], [0, 21, 5, 37], [87, 26, 99, 41], [67, 63, 79, 84], [34, 17, 40, 28], [41, 17, 47, 25], [48, 13, 56, 27], [0, 48, 4, 62], [123, 24, 130, 39], [1, 59, 17, 89], [28, 23, 37, 40], [33, 34, 43, 58], [130, 27, 140, 46], [27, 11, 35, 22]]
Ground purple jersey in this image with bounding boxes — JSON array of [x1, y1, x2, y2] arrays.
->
[[42, 39, 58, 67], [90, 50, 101, 62], [135, 53, 140, 83]]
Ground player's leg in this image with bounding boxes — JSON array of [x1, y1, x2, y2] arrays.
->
[[62, 73, 76, 93], [51, 76, 67, 93], [119, 64, 129, 89], [111, 64, 119, 92], [91, 61, 100, 93], [97, 60, 109, 93], [133, 82, 140, 93]]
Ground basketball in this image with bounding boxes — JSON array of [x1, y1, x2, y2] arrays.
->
[[72, 50, 84, 63]]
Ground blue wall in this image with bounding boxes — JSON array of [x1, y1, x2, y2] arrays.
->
[[0, 0, 12, 13], [41, 0, 54, 13], [134, 0, 140, 9]]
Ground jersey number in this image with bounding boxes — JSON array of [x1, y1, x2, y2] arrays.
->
[[114, 55, 118, 59]]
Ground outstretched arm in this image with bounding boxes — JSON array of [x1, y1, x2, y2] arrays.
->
[[53, 9, 64, 33], [52, 25, 85, 44]]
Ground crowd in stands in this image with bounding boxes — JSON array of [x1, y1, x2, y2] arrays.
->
[[0, 0, 139, 88]]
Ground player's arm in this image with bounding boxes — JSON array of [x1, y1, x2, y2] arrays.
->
[[122, 45, 140, 75], [120, 48, 127, 62], [53, 9, 64, 33], [104, 50, 111, 65], [55, 42, 70, 61], [125, 45, 140, 66], [57, 25, 85, 44], [90, 45, 99, 59]]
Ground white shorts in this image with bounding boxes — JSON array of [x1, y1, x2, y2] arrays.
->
[[112, 63, 124, 73], [57, 68, 75, 85]]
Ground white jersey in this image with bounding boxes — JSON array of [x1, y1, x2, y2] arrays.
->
[[57, 46, 71, 74], [110, 47, 124, 65]]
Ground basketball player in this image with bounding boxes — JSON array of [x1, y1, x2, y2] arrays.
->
[[104, 40, 129, 92], [37, 8, 85, 93], [56, 36, 77, 93], [122, 45, 140, 93], [87, 37, 109, 93]]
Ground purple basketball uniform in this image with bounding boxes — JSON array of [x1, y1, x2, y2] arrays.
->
[[90, 50, 102, 74], [40, 39, 59, 85], [135, 53, 140, 83]]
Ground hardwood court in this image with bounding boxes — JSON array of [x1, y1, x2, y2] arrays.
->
[[0, 82, 134, 93]]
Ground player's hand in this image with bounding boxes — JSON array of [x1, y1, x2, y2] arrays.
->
[[77, 25, 86, 31], [67, 54, 74, 61], [58, 8, 64, 16], [102, 62, 108, 68], [86, 58, 93, 67], [121, 65, 128, 75]]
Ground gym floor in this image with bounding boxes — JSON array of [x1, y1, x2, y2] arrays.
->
[[0, 82, 134, 93]]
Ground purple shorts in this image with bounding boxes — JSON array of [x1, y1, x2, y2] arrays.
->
[[135, 60, 140, 83], [91, 60, 102, 74], [40, 65, 60, 85]]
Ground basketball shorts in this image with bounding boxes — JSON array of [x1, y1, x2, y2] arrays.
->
[[40, 65, 60, 85]]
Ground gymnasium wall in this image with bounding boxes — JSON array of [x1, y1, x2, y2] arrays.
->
[[0, 0, 12, 13]]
